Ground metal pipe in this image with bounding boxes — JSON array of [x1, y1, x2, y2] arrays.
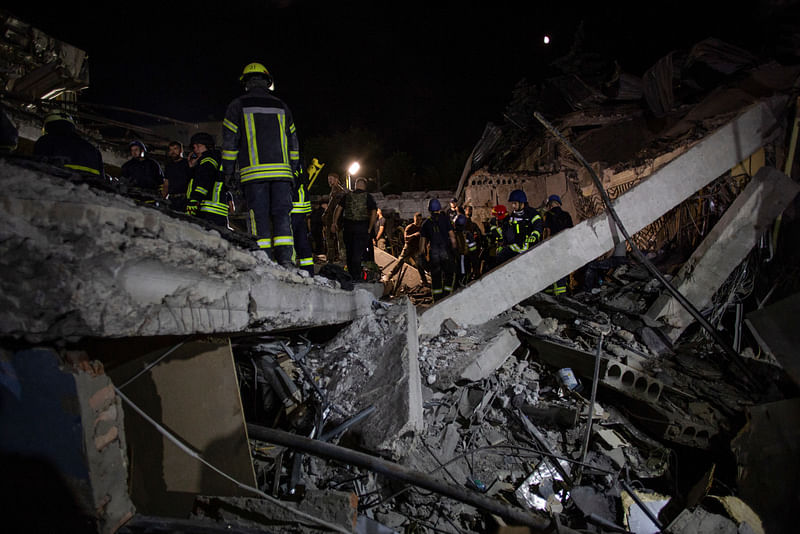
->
[[577, 331, 606, 481], [533, 111, 761, 392], [319, 406, 376, 442], [245, 423, 580, 533]]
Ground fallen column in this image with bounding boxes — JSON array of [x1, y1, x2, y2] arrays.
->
[[418, 96, 786, 337], [646, 166, 800, 341], [0, 160, 374, 341]]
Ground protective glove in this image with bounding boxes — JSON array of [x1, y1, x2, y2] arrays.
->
[[186, 199, 199, 216]]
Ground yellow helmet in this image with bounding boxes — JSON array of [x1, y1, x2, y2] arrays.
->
[[239, 62, 271, 82], [44, 112, 75, 127]]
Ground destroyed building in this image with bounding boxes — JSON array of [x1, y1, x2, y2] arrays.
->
[[1, 10, 800, 534]]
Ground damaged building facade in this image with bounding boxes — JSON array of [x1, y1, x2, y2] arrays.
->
[[1, 11, 799, 534]]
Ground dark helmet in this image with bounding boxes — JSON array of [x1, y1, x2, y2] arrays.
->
[[508, 189, 527, 204], [548, 194, 562, 205], [129, 140, 147, 153], [428, 198, 442, 212], [190, 132, 215, 148], [455, 214, 467, 228], [240, 62, 273, 88]]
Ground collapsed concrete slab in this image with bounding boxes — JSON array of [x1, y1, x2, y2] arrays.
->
[[646, 167, 800, 340], [0, 160, 374, 341], [744, 292, 800, 386], [418, 96, 787, 337], [311, 297, 423, 454]]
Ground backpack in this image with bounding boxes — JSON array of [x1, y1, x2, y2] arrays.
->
[[343, 190, 369, 221]]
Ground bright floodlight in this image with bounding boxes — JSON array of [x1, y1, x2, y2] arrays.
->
[[348, 161, 360, 175], [543, 35, 551, 45]]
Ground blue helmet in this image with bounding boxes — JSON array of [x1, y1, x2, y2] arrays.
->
[[548, 194, 562, 205], [428, 198, 441, 212], [455, 214, 467, 228], [508, 189, 527, 204]]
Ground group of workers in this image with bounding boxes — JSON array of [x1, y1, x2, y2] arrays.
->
[[381, 190, 574, 302]]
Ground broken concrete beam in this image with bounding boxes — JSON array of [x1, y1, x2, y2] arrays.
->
[[373, 246, 424, 289], [0, 160, 374, 341], [314, 297, 423, 454], [0, 348, 135, 533], [418, 96, 787, 336], [646, 166, 800, 340], [459, 327, 521, 383]]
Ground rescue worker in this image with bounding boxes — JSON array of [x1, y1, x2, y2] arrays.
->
[[463, 205, 482, 282], [222, 62, 300, 268], [383, 212, 423, 281], [33, 112, 104, 177], [419, 198, 457, 302], [453, 213, 470, 288], [543, 194, 574, 295], [185, 132, 228, 227], [332, 177, 377, 280], [164, 141, 191, 211], [482, 204, 509, 273], [322, 173, 346, 263], [291, 161, 314, 276], [495, 189, 543, 265], [121, 140, 164, 192]]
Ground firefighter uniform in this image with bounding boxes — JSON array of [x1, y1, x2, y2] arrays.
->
[[33, 113, 104, 177], [222, 63, 299, 266], [186, 147, 228, 227], [291, 166, 314, 275], [420, 200, 456, 302], [543, 195, 574, 295], [496, 204, 543, 264]]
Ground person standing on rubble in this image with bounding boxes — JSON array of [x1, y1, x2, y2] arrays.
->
[[322, 173, 346, 263], [419, 198, 457, 301], [185, 132, 229, 227], [121, 140, 164, 193], [495, 189, 543, 265], [482, 204, 509, 273], [290, 160, 315, 276], [543, 194, 574, 295], [383, 211, 423, 281], [221, 62, 300, 268], [163, 141, 191, 211], [332, 177, 377, 280], [33, 112, 104, 178], [463, 205, 482, 282]]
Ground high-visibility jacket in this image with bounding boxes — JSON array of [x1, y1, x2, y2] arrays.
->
[[505, 206, 543, 253], [221, 86, 300, 184], [33, 121, 104, 178], [291, 168, 311, 215], [187, 149, 228, 217]]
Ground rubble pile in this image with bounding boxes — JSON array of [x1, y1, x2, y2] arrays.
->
[[216, 254, 787, 533]]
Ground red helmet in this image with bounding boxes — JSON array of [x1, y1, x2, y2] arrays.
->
[[491, 204, 508, 220]]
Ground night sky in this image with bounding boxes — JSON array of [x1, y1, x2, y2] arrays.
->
[[3, 1, 781, 170]]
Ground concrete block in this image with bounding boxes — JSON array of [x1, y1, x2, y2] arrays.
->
[[647, 166, 800, 340], [459, 327, 521, 382], [418, 96, 787, 336], [318, 298, 423, 454]]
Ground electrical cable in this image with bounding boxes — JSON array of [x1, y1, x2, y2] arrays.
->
[[114, 388, 351, 534], [533, 111, 762, 393], [118, 337, 190, 389]]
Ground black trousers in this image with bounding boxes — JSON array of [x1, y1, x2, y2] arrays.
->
[[244, 180, 293, 264], [343, 220, 370, 281], [291, 212, 314, 275]]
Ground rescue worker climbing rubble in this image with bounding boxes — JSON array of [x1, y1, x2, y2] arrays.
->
[[495, 189, 543, 265], [185, 132, 228, 227], [222, 62, 300, 268]]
